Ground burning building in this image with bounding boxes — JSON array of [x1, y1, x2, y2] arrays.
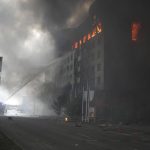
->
[[70, 0, 150, 123], [42, 0, 149, 123]]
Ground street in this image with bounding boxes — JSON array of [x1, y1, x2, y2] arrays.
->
[[0, 117, 150, 150]]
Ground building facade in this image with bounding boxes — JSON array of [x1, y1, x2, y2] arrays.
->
[[69, 0, 150, 123], [43, 0, 150, 122], [58, 51, 75, 88], [72, 18, 104, 94], [89, 0, 150, 123]]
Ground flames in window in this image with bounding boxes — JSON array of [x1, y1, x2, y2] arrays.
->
[[72, 22, 102, 49], [88, 33, 91, 41], [83, 35, 87, 43], [74, 42, 78, 49], [97, 23, 102, 33], [79, 40, 82, 45], [131, 22, 141, 41], [91, 27, 97, 38]]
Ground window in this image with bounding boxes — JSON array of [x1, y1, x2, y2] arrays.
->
[[97, 76, 101, 84], [70, 64, 73, 70], [77, 77, 80, 83], [83, 35, 87, 43], [91, 27, 97, 38], [88, 33, 91, 40], [78, 66, 80, 72], [71, 54, 73, 60], [131, 22, 141, 41], [68, 56, 70, 63], [78, 55, 81, 61], [97, 50, 101, 58], [97, 22, 102, 33], [90, 53, 95, 61], [70, 74, 72, 80], [91, 66, 95, 74], [97, 63, 101, 71], [75, 42, 78, 49]]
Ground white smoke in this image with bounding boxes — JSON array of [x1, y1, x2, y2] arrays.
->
[[0, 0, 94, 116], [0, 0, 55, 102]]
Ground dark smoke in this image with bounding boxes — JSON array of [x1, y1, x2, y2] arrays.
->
[[19, 0, 94, 55]]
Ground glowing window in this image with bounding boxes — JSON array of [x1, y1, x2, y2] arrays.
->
[[83, 35, 87, 43], [72, 21, 102, 49], [75, 42, 78, 49], [97, 23, 102, 33], [79, 40, 82, 45], [131, 22, 141, 41], [88, 33, 91, 40], [92, 27, 97, 38]]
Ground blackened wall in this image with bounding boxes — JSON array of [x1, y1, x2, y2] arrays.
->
[[90, 0, 150, 92], [90, 0, 150, 123]]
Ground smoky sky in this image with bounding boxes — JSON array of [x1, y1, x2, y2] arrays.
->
[[0, 0, 94, 103], [20, 0, 95, 53], [20, 0, 94, 29]]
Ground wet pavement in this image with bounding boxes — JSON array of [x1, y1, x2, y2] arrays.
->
[[0, 116, 150, 150]]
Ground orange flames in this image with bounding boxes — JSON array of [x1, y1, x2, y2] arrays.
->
[[97, 23, 102, 33], [72, 22, 102, 49], [91, 27, 97, 38], [131, 22, 141, 41], [74, 42, 78, 49], [88, 33, 91, 40], [79, 40, 82, 45], [83, 35, 87, 43]]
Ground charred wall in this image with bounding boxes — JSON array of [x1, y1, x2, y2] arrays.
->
[[90, 0, 150, 92], [90, 0, 150, 123]]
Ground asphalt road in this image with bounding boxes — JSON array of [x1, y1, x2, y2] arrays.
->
[[0, 117, 150, 150]]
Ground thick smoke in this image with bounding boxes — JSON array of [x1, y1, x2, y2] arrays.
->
[[0, 0, 94, 115], [19, 0, 95, 53], [0, 0, 55, 103]]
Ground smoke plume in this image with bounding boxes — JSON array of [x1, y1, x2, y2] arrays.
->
[[0, 0, 94, 115]]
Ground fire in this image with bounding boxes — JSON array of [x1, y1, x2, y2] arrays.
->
[[83, 35, 87, 43], [88, 33, 91, 40], [75, 42, 78, 49], [97, 23, 102, 33], [72, 21, 102, 49], [79, 40, 82, 45], [91, 27, 97, 38], [131, 22, 141, 41]]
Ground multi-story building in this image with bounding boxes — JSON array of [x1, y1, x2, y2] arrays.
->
[[43, 51, 75, 91], [71, 16, 104, 121], [58, 51, 75, 88], [72, 18, 103, 92], [70, 0, 150, 122], [90, 0, 150, 122], [43, 0, 149, 122]]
